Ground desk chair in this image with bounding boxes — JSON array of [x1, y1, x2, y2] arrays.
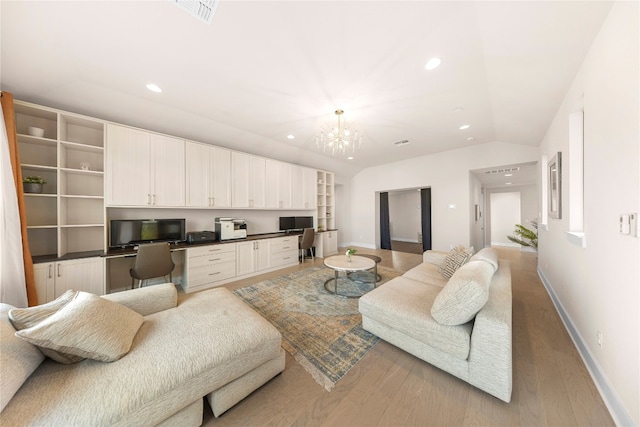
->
[[130, 242, 175, 288], [299, 228, 315, 263]]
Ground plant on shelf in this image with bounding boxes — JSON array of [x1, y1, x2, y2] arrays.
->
[[507, 222, 538, 250], [22, 176, 47, 194]]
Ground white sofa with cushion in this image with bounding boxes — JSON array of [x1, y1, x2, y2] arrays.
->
[[0, 283, 285, 426], [359, 247, 512, 402]]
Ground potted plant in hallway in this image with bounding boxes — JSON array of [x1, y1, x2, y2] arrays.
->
[[22, 176, 47, 194], [507, 221, 538, 251]]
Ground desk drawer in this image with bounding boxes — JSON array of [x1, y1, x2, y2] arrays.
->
[[188, 243, 235, 258], [271, 237, 298, 254], [188, 262, 236, 287], [270, 249, 298, 267], [188, 250, 236, 268]]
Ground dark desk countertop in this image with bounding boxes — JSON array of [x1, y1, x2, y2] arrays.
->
[[32, 229, 338, 264]]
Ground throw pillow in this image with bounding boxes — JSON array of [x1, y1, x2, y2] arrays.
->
[[15, 292, 144, 364], [431, 260, 494, 325], [8, 289, 77, 330], [438, 247, 472, 279]]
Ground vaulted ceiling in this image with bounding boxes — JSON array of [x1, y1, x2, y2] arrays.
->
[[1, 1, 613, 178]]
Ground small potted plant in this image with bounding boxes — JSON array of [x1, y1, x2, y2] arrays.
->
[[23, 176, 47, 194], [345, 248, 357, 262]]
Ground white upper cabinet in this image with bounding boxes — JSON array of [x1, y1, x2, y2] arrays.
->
[[186, 141, 231, 208], [106, 124, 184, 207], [266, 159, 292, 209], [292, 165, 317, 210], [232, 152, 265, 208]]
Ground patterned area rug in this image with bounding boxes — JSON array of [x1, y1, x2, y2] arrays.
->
[[233, 265, 401, 391]]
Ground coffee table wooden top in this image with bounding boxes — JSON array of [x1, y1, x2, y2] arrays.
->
[[324, 255, 375, 271]]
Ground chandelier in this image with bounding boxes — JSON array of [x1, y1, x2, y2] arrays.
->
[[316, 109, 362, 156]]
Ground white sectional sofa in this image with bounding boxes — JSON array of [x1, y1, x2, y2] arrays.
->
[[359, 247, 512, 402], [0, 283, 285, 426]]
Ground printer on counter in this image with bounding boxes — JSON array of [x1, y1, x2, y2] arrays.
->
[[215, 217, 247, 240]]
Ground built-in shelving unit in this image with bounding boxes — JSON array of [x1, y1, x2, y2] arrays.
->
[[316, 170, 335, 231], [15, 101, 105, 258]]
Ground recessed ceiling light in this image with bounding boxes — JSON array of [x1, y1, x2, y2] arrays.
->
[[505, 173, 513, 177], [347, 156, 354, 160], [146, 83, 162, 93], [459, 124, 470, 130], [505, 182, 512, 185], [452, 107, 464, 113], [425, 57, 442, 71], [466, 136, 475, 141], [287, 134, 295, 140]]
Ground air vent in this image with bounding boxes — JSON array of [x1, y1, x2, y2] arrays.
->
[[393, 139, 411, 147], [172, 0, 219, 25], [484, 167, 520, 175]]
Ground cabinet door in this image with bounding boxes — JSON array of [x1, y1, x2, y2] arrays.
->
[[151, 134, 185, 207], [211, 146, 231, 207], [105, 124, 150, 206], [265, 159, 280, 208], [249, 155, 266, 208], [303, 168, 317, 209], [236, 241, 256, 276], [186, 141, 212, 207], [323, 231, 338, 256], [255, 239, 270, 271], [33, 263, 55, 304], [278, 162, 292, 209], [54, 257, 104, 298], [291, 165, 304, 209], [231, 152, 251, 208]]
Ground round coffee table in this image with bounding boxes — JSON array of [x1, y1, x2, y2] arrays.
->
[[347, 254, 382, 283], [323, 255, 375, 298]]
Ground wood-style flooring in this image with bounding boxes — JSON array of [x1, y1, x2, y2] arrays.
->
[[201, 247, 613, 426], [390, 240, 424, 255]]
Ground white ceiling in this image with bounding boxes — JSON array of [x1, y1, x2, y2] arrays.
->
[[0, 1, 612, 179]]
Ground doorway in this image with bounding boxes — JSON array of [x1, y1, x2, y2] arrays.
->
[[489, 192, 521, 247], [379, 188, 431, 254]]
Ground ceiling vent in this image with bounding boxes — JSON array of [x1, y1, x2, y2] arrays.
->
[[393, 139, 411, 147], [171, 0, 219, 25], [484, 167, 520, 174]]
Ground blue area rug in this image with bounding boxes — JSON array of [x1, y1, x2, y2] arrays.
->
[[233, 265, 400, 391]]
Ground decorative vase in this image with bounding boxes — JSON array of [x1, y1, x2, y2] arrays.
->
[[23, 183, 43, 194], [347, 254, 351, 263]]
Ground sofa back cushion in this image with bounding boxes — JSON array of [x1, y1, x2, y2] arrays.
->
[[0, 303, 44, 412], [469, 247, 499, 272], [431, 260, 494, 325]]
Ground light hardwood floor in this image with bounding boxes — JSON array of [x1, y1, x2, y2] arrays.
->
[[201, 247, 613, 426]]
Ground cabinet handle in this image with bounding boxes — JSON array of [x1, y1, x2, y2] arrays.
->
[[57, 264, 61, 278], [152, 194, 156, 205], [208, 272, 220, 276], [48, 264, 53, 279], [147, 194, 152, 205], [209, 258, 221, 262], [283, 257, 290, 260], [282, 246, 290, 250]]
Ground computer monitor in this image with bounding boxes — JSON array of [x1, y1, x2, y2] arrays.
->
[[279, 216, 296, 232], [294, 216, 314, 229]]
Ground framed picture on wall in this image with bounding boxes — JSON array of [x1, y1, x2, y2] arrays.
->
[[548, 152, 562, 219]]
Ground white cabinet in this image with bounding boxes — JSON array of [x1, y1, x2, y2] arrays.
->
[[323, 230, 339, 256], [106, 124, 185, 207], [34, 257, 105, 304], [16, 100, 105, 258], [236, 240, 270, 276], [270, 236, 299, 267], [186, 141, 231, 207], [232, 152, 265, 208], [183, 244, 236, 293], [292, 166, 317, 210], [266, 159, 292, 209]]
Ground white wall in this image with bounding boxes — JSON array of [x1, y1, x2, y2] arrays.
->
[[348, 141, 538, 249], [484, 184, 537, 249], [489, 192, 521, 247], [389, 190, 421, 242], [537, 2, 639, 425]]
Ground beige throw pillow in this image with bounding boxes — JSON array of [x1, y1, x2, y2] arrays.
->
[[438, 247, 473, 279], [15, 292, 144, 364], [8, 290, 77, 330], [431, 260, 494, 325]]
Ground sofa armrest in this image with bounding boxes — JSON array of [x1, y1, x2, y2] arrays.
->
[[102, 283, 177, 317], [468, 260, 513, 402], [423, 250, 448, 265]]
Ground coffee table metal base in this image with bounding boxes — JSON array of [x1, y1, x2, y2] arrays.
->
[[323, 270, 375, 299]]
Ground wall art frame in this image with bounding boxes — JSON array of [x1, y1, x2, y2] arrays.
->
[[548, 152, 562, 219]]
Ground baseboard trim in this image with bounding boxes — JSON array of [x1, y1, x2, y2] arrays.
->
[[537, 267, 634, 427]]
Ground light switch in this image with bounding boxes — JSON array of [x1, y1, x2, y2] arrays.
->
[[630, 213, 638, 237]]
